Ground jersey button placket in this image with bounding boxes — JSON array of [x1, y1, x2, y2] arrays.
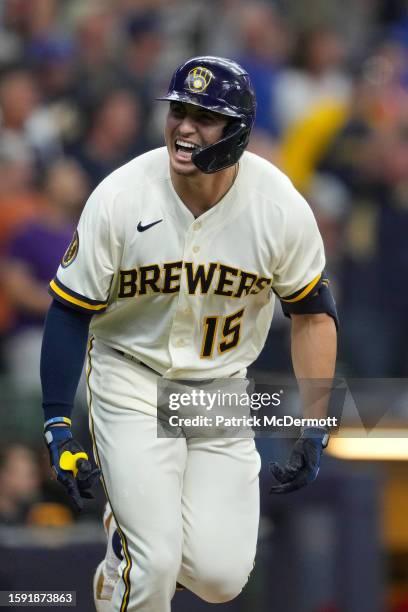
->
[[167, 222, 205, 372], [166, 226, 194, 367], [188, 220, 202, 257]]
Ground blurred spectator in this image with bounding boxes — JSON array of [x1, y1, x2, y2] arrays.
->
[[66, 1, 121, 108], [0, 3, 24, 68], [275, 26, 352, 192], [275, 25, 351, 132], [201, 0, 246, 58], [27, 38, 83, 149], [0, 443, 75, 526], [67, 89, 144, 189], [28, 37, 78, 104], [0, 444, 41, 524], [284, 0, 378, 62], [0, 66, 62, 168], [0, 150, 44, 352], [0, 148, 41, 246], [0, 67, 39, 167], [236, 2, 288, 137], [117, 11, 165, 119], [2, 0, 59, 43], [2, 158, 88, 392], [384, 1, 408, 38], [116, 8, 171, 148], [158, 0, 213, 61]]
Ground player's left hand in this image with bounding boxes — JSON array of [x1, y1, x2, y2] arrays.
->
[[45, 425, 101, 511], [269, 427, 329, 494]]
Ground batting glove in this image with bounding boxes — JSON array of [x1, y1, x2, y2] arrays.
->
[[44, 420, 101, 512], [269, 427, 329, 494]]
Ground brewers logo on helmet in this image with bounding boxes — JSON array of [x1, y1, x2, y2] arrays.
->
[[187, 67, 213, 93]]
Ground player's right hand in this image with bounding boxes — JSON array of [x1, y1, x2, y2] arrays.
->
[[44, 425, 101, 512]]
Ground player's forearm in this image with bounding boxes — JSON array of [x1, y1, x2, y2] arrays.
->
[[290, 313, 337, 420], [41, 300, 92, 421]]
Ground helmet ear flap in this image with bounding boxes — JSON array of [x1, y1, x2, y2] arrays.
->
[[192, 121, 250, 174], [223, 117, 237, 135], [224, 118, 251, 151]]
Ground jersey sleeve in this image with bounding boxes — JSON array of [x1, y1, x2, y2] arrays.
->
[[272, 187, 325, 302], [49, 183, 117, 314]]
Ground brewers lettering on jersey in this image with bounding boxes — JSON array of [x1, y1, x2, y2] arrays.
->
[[41, 56, 337, 612]]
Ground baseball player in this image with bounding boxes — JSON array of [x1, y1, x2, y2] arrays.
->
[[41, 56, 337, 612]]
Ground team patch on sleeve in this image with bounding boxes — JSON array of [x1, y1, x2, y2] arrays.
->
[[49, 277, 108, 313], [61, 230, 79, 268]]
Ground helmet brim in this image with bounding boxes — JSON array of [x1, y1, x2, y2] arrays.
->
[[156, 92, 244, 121]]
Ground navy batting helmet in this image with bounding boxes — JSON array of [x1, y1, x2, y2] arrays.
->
[[157, 56, 256, 173]]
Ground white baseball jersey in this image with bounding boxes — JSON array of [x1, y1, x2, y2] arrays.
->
[[50, 147, 325, 379]]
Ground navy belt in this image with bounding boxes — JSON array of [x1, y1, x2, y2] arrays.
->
[[114, 349, 241, 379]]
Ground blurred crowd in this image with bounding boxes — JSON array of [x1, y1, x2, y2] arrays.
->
[[1, 0, 408, 412]]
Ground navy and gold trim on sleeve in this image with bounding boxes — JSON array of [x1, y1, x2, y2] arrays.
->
[[278, 272, 339, 330], [49, 277, 108, 313], [279, 273, 321, 303]]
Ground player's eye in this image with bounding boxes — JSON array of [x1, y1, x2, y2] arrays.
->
[[200, 111, 215, 120], [170, 103, 185, 118], [196, 114, 216, 125]]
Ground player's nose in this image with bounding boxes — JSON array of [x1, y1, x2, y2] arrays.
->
[[178, 114, 197, 134]]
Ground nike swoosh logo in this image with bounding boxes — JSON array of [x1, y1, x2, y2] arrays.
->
[[137, 219, 163, 232]]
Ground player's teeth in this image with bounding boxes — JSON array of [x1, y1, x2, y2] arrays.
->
[[176, 140, 198, 149]]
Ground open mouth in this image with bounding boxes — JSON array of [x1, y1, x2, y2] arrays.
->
[[175, 139, 200, 157]]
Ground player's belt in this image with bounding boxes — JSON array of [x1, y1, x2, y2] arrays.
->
[[114, 348, 241, 379], [114, 349, 160, 375]]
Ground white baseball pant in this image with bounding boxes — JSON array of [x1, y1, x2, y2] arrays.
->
[[87, 338, 261, 612]]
